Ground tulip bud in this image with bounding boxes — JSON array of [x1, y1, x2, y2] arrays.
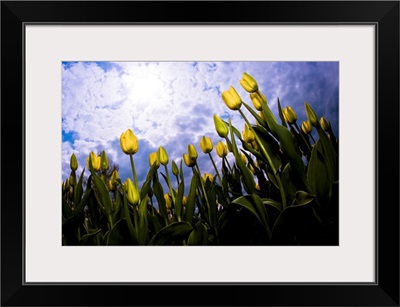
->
[[305, 102, 318, 127], [213, 114, 229, 138], [259, 111, 266, 121], [249, 164, 256, 175], [199, 136, 213, 154], [70, 153, 78, 171], [301, 120, 312, 135], [242, 124, 255, 143], [182, 196, 187, 206], [183, 153, 196, 167], [203, 173, 214, 183], [172, 160, 179, 176], [320, 117, 331, 132], [188, 144, 198, 160], [282, 106, 297, 125], [215, 141, 228, 158], [100, 150, 109, 171], [148, 151, 160, 169], [164, 193, 172, 211], [87, 151, 101, 171], [222, 86, 242, 110], [158, 146, 169, 166], [240, 153, 247, 165], [69, 187, 74, 200], [250, 91, 267, 111], [125, 178, 139, 206], [110, 170, 120, 187], [251, 141, 259, 151], [120, 129, 139, 155], [255, 184, 261, 191], [239, 72, 259, 93], [108, 180, 115, 191]]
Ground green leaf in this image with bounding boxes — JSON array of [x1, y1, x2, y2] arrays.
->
[[307, 141, 334, 208], [174, 182, 185, 221], [73, 168, 85, 206], [228, 119, 255, 194], [90, 170, 113, 218], [187, 221, 209, 245], [62, 188, 93, 233], [153, 180, 167, 220], [261, 100, 306, 183], [148, 213, 164, 233], [293, 190, 315, 206], [137, 196, 149, 245], [148, 222, 193, 245], [315, 125, 338, 181], [79, 229, 102, 245], [242, 101, 269, 128], [277, 98, 288, 128], [107, 218, 137, 245], [140, 163, 158, 200], [271, 200, 315, 244], [184, 173, 198, 225], [281, 163, 297, 205], [262, 198, 283, 213], [231, 194, 271, 237], [62, 197, 72, 219]]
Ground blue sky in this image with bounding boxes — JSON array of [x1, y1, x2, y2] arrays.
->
[[62, 61, 339, 190]]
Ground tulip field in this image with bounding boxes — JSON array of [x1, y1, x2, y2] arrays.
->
[[62, 73, 339, 246]]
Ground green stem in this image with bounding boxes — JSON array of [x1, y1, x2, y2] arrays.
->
[[164, 164, 176, 207], [129, 154, 139, 191], [195, 163, 212, 226], [239, 109, 287, 209], [208, 153, 223, 186], [223, 157, 233, 173]]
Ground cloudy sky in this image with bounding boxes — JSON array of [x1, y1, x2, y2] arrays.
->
[[62, 61, 339, 190]]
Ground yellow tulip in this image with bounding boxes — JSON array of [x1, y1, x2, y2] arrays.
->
[[120, 129, 139, 155], [87, 151, 101, 171], [203, 173, 214, 183], [182, 196, 187, 206], [100, 150, 109, 171], [215, 141, 228, 158], [250, 91, 267, 111], [301, 120, 312, 135], [70, 153, 78, 171], [164, 193, 172, 211], [199, 136, 213, 154], [172, 160, 179, 176], [213, 114, 229, 137], [320, 117, 331, 132], [242, 124, 255, 143], [183, 153, 196, 167], [188, 144, 198, 160], [222, 86, 242, 110], [158, 146, 169, 166], [125, 178, 139, 206], [239, 72, 259, 93], [149, 151, 160, 169], [240, 153, 247, 165], [305, 102, 318, 127], [282, 106, 297, 125]]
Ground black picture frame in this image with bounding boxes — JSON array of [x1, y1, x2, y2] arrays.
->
[[1, 1, 399, 306]]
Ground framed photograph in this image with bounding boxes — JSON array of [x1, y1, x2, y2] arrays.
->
[[2, 1, 399, 306]]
